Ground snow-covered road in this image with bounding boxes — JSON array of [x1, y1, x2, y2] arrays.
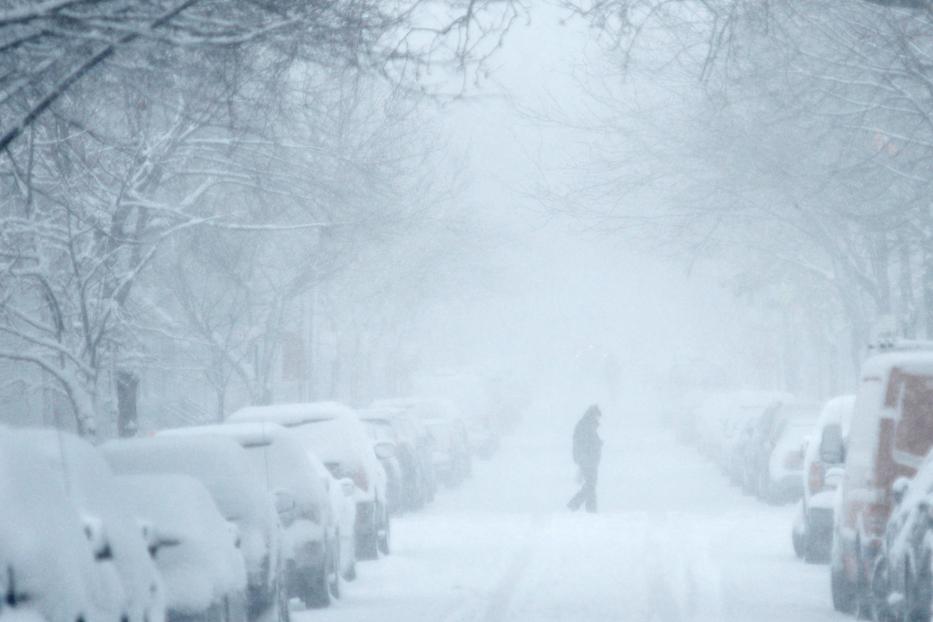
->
[[304, 401, 848, 621]]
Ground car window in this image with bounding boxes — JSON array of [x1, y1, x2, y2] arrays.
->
[[893, 372, 933, 463]]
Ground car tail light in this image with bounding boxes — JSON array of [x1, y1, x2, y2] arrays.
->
[[353, 468, 369, 492], [808, 462, 825, 493], [784, 450, 803, 470]]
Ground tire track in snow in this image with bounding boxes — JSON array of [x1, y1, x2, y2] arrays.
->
[[642, 517, 724, 622], [478, 514, 551, 622]]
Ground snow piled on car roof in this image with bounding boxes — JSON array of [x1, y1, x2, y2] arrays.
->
[[159, 421, 287, 448], [101, 435, 275, 572], [862, 350, 933, 378], [227, 401, 357, 426]]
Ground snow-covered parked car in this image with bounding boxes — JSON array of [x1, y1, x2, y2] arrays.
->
[[228, 402, 390, 560], [373, 398, 472, 487], [113, 474, 247, 622], [369, 404, 437, 507], [102, 436, 282, 622], [161, 422, 351, 606], [356, 410, 405, 515], [693, 391, 791, 468], [870, 450, 933, 622], [721, 402, 773, 485], [760, 404, 821, 503], [18, 429, 165, 622], [738, 399, 814, 501], [0, 430, 122, 622], [792, 394, 854, 563], [832, 351, 933, 615]]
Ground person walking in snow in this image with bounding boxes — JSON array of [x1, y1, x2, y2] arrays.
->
[[567, 404, 603, 513]]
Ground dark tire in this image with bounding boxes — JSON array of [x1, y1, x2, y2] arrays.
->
[[343, 560, 357, 582], [832, 562, 858, 614], [792, 525, 805, 559], [872, 557, 897, 622], [276, 581, 291, 622], [907, 558, 932, 622], [356, 527, 379, 560], [856, 551, 873, 620], [303, 566, 331, 609], [329, 542, 341, 600], [378, 511, 391, 556], [803, 523, 830, 564]]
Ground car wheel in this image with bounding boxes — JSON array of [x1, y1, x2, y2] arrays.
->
[[832, 557, 858, 614], [855, 549, 874, 620], [343, 559, 357, 582], [276, 581, 291, 622], [378, 509, 391, 556], [871, 556, 897, 622], [792, 523, 805, 559], [329, 541, 342, 599], [803, 533, 828, 564], [303, 566, 331, 609], [356, 522, 380, 560], [907, 557, 932, 622], [802, 520, 829, 564]]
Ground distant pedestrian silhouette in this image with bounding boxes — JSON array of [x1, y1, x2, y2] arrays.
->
[[567, 404, 603, 513]]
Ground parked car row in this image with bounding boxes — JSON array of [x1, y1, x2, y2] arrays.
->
[[676, 344, 933, 622], [0, 395, 501, 622], [689, 389, 819, 505]]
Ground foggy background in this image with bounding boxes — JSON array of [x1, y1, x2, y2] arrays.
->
[[1, 0, 914, 438]]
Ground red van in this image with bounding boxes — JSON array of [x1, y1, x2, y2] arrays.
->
[[831, 350, 933, 614]]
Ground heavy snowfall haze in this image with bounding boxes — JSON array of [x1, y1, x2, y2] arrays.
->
[[4, 2, 933, 622], [414, 8, 760, 394]]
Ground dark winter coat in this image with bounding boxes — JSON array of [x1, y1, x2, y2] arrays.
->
[[572, 409, 602, 470]]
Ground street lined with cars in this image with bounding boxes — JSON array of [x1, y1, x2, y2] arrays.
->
[[0, 391, 500, 622], [676, 341, 933, 622], [11, 343, 933, 622]]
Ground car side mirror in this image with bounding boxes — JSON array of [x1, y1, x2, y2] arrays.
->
[[892, 476, 911, 506], [81, 515, 113, 561], [138, 520, 181, 558], [374, 442, 395, 460]]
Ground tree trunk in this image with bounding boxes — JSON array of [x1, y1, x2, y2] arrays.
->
[[898, 234, 915, 338], [872, 233, 892, 316], [923, 209, 933, 339], [216, 387, 226, 423], [923, 239, 933, 339], [116, 370, 139, 437]]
